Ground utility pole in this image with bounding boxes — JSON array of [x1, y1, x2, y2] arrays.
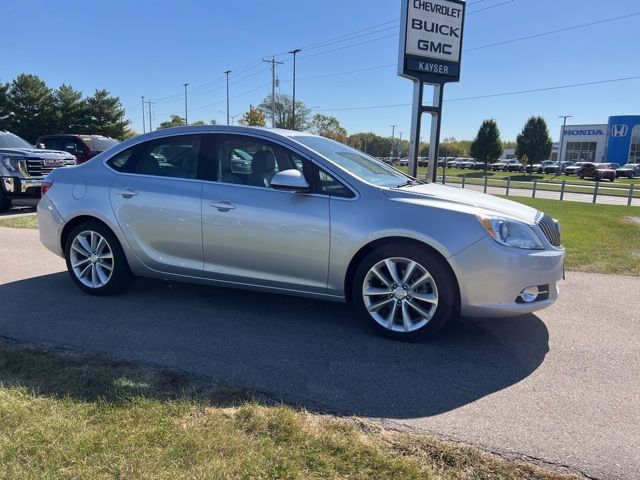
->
[[141, 96, 146, 133], [183, 83, 189, 125], [399, 132, 404, 157], [224, 70, 232, 125], [288, 49, 301, 130], [390, 125, 397, 159], [558, 115, 573, 166], [263, 57, 284, 128], [146, 101, 155, 132]]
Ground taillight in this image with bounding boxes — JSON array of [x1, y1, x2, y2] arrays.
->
[[41, 180, 53, 196]]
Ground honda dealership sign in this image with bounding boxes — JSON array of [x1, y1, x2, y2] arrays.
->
[[399, 0, 466, 84]]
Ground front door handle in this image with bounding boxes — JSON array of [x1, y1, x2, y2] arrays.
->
[[116, 188, 138, 198], [209, 201, 236, 212]]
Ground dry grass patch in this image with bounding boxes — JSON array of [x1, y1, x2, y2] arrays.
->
[[0, 340, 583, 479]]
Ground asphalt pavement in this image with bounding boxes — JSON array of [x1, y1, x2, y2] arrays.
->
[[1, 226, 639, 479]]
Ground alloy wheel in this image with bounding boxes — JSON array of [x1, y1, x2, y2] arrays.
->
[[362, 257, 439, 333], [70, 230, 114, 288]]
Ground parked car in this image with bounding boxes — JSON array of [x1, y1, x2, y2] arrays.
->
[[527, 160, 555, 173], [491, 160, 508, 171], [543, 161, 574, 175], [504, 159, 524, 172], [0, 131, 76, 212], [447, 157, 465, 169], [471, 160, 486, 170], [615, 163, 640, 179], [578, 163, 618, 182], [398, 157, 409, 167], [38, 126, 564, 341], [458, 158, 475, 169], [564, 162, 588, 176], [36, 134, 119, 164]]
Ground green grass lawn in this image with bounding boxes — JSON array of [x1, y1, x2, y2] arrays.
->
[[0, 341, 578, 480], [0, 214, 38, 229], [509, 197, 640, 276]]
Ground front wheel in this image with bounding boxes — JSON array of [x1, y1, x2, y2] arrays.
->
[[352, 245, 457, 341], [64, 221, 133, 295]]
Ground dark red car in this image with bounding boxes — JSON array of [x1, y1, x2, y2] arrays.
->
[[578, 162, 619, 182], [36, 134, 119, 164]]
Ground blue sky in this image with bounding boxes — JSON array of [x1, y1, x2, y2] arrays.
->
[[2, 0, 639, 141]]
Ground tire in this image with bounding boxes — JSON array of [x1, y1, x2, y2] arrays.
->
[[0, 189, 11, 213], [579, 173, 584, 179], [352, 244, 457, 341], [629, 173, 635, 179], [64, 221, 133, 296]]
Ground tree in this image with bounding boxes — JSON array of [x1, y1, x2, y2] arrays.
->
[[83, 89, 129, 139], [348, 132, 393, 157], [3, 74, 55, 143], [158, 115, 186, 129], [239, 106, 266, 127], [258, 93, 310, 130], [52, 84, 85, 133], [309, 114, 347, 143], [516, 116, 553, 174], [0, 82, 9, 131], [190, 120, 206, 126], [470, 119, 503, 172]]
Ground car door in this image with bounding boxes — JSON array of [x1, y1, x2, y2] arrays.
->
[[200, 134, 330, 294], [109, 134, 204, 276]]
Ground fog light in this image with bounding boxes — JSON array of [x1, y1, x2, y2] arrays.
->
[[2, 177, 15, 193], [519, 286, 540, 303]]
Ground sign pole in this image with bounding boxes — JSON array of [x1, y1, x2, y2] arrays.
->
[[408, 81, 424, 178], [398, 0, 465, 182], [428, 84, 444, 182]]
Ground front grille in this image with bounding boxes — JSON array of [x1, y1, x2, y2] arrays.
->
[[537, 214, 561, 247], [25, 158, 73, 177]]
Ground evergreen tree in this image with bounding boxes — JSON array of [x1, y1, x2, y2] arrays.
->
[[84, 89, 129, 139], [470, 119, 503, 172], [516, 116, 553, 174], [4, 74, 55, 143]]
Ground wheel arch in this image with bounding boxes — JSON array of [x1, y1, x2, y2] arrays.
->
[[343, 236, 461, 313], [61, 215, 119, 253]]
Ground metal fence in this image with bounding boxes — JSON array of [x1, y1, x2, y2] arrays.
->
[[436, 174, 638, 207]]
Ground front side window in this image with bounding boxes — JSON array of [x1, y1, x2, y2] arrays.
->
[[136, 135, 201, 179]]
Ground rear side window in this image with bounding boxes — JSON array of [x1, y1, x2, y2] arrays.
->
[[106, 147, 136, 172], [136, 135, 201, 179]]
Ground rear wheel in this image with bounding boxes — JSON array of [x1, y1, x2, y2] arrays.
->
[[64, 221, 133, 295], [353, 245, 457, 341], [629, 173, 635, 179]]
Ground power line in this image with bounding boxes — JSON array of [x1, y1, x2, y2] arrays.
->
[[315, 74, 640, 111]]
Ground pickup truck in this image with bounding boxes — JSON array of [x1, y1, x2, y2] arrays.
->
[[0, 131, 76, 212]]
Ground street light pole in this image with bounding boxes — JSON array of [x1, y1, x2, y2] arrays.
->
[[224, 70, 232, 125], [141, 96, 146, 133], [390, 125, 397, 160], [288, 49, 301, 130], [183, 83, 189, 125], [399, 132, 403, 158], [558, 115, 573, 167]]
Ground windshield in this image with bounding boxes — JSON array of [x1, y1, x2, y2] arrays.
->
[[0, 133, 33, 149], [82, 137, 119, 152], [293, 135, 410, 187], [596, 164, 611, 168]]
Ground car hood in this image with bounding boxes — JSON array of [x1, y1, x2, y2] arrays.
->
[[383, 183, 540, 224], [0, 147, 75, 160]]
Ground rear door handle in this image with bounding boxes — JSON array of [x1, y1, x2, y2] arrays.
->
[[116, 188, 138, 198], [209, 201, 236, 212]]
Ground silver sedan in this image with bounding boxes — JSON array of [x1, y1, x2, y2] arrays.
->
[[38, 126, 564, 340]]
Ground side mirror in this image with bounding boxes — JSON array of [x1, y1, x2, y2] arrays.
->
[[271, 169, 310, 193], [37, 143, 46, 149]]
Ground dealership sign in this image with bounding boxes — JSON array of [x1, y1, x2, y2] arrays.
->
[[564, 129, 606, 136], [399, 0, 466, 83], [610, 125, 629, 137]]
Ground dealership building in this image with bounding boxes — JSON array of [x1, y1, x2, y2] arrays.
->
[[556, 115, 640, 164]]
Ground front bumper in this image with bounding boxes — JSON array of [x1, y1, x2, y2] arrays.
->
[[450, 236, 564, 318], [1, 176, 43, 198]]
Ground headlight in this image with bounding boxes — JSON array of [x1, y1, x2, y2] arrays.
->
[[477, 214, 544, 250], [1, 155, 22, 172]]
